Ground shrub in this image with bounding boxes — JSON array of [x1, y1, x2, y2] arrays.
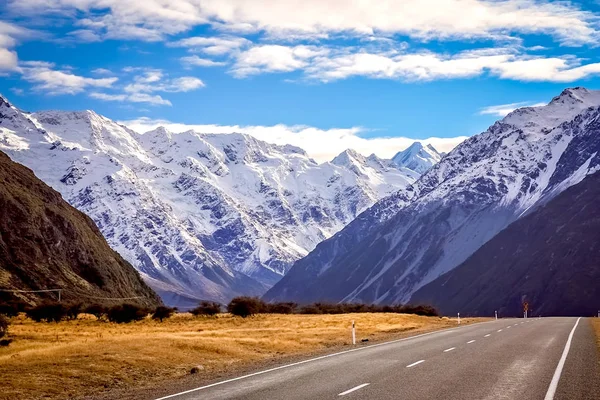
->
[[25, 302, 68, 322], [84, 304, 107, 320], [191, 301, 221, 316], [396, 304, 439, 317], [0, 314, 8, 338], [107, 304, 148, 323], [298, 304, 322, 314], [65, 303, 83, 320], [267, 302, 297, 314], [227, 297, 266, 318], [0, 301, 27, 317], [152, 306, 177, 322]]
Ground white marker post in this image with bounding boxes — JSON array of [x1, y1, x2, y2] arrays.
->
[[495, 310, 497, 320], [352, 320, 356, 345], [457, 312, 460, 325]]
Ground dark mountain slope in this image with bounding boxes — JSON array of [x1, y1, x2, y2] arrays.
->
[[0, 150, 161, 306], [410, 171, 600, 317]]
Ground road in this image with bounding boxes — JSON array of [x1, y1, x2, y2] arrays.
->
[[154, 318, 599, 400]]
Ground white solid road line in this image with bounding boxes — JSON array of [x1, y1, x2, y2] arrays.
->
[[338, 383, 370, 396], [484, 334, 491, 337], [544, 317, 582, 400], [153, 320, 496, 400], [467, 340, 476, 344], [443, 347, 456, 352], [406, 360, 426, 368]]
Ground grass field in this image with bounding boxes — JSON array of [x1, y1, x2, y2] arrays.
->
[[593, 317, 600, 353], [0, 312, 483, 400]]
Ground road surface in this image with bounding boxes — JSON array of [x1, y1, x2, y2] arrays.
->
[[154, 318, 599, 400]]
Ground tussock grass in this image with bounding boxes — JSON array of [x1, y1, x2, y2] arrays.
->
[[0, 312, 483, 400], [592, 317, 600, 351]]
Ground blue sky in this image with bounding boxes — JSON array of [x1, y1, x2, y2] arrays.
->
[[1, 0, 600, 160]]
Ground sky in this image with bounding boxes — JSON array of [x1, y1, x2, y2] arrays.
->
[[1, 0, 600, 161]]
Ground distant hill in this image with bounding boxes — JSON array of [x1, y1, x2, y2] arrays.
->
[[0, 150, 161, 307], [410, 171, 600, 317]]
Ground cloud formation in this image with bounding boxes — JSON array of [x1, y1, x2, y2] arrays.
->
[[6, 0, 599, 45], [478, 101, 547, 117], [120, 117, 468, 162], [20, 61, 117, 94]]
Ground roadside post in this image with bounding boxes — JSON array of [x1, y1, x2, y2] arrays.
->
[[457, 312, 460, 324], [495, 310, 497, 320], [352, 320, 356, 345]]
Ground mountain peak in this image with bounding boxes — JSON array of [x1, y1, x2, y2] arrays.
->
[[392, 142, 441, 174], [331, 149, 365, 166], [549, 87, 595, 106]]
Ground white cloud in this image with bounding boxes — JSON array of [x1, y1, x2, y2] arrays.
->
[[6, 0, 599, 45], [90, 91, 171, 106], [119, 117, 467, 162], [0, 21, 34, 71], [20, 62, 117, 94], [89, 68, 203, 105], [124, 69, 205, 93], [169, 36, 250, 55], [181, 55, 227, 68], [478, 101, 547, 117], [231, 44, 329, 77], [226, 44, 600, 83]]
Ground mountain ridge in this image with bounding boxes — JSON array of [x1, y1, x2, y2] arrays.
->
[[264, 86, 600, 305]]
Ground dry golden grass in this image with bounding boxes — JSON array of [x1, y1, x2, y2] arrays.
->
[[592, 317, 600, 352], [0, 313, 483, 400]]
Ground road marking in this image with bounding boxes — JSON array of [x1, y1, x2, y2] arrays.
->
[[507, 326, 511, 329], [497, 329, 503, 332], [484, 334, 491, 337], [544, 317, 581, 400], [407, 360, 425, 368], [467, 340, 476, 344], [153, 319, 498, 400], [443, 347, 456, 352], [339, 383, 370, 396]]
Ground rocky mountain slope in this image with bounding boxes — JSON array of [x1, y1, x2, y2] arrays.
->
[[0, 95, 429, 305], [264, 87, 600, 305], [0, 150, 160, 307], [410, 171, 600, 317]]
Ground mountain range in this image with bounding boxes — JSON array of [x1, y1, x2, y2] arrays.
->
[[0, 95, 440, 306], [264, 87, 600, 309], [0, 149, 160, 307]]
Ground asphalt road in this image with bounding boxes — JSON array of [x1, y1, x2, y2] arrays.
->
[[154, 318, 600, 400]]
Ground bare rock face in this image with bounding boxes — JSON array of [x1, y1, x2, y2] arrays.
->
[[411, 171, 600, 317], [0, 150, 161, 307]]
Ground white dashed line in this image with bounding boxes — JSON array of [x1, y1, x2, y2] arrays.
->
[[443, 347, 456, 353], [498, 329, 503, 332], [467, 340, 476, 344], [484, 334, 491, 338], [507, 326, 511, 329], [406, 360, 425, 368], [339, 383, 370, 396]]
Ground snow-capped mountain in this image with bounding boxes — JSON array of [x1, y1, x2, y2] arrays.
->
[[264, 87, 600, 305], [0, 95, 429, 306], [392, 142, 442, 174]]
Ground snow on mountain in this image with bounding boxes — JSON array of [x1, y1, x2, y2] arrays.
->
[[264, 87, 600, 305], [392, 142, 443, 174], [0, 95, 425, 306]]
